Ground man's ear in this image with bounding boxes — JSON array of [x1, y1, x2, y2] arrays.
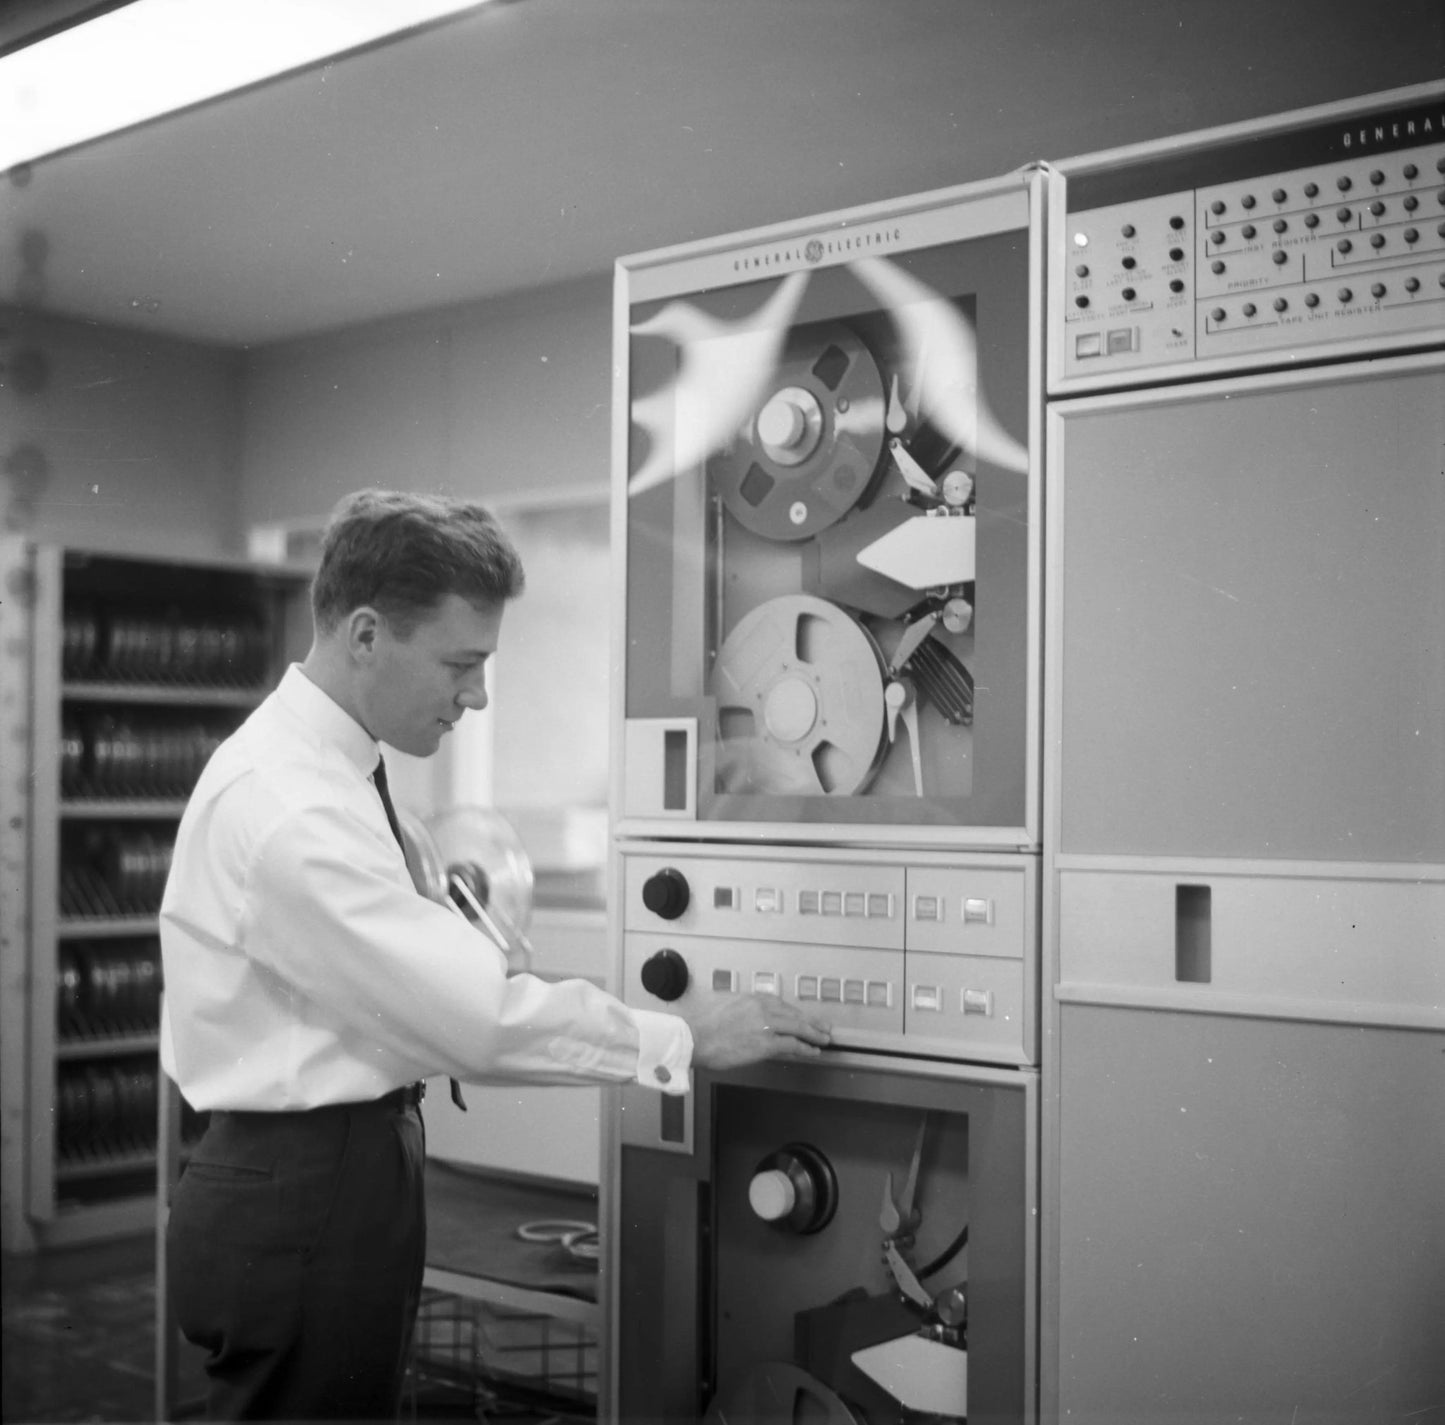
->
[[346, 607, 382, 663]]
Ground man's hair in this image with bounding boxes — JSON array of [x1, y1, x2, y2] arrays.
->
[[311, 489, 526, 636]]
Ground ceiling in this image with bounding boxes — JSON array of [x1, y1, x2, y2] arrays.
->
[[3, 0, 1441, 348]]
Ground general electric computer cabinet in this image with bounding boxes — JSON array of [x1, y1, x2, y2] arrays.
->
[[1041, 82, 1445, 1423], [607, 166, 1049, 1423]]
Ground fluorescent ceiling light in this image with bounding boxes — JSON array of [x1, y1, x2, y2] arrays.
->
[[0, 0, 491, 171]]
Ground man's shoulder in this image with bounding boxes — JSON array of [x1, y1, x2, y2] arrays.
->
[[193, 709, 361, 824]]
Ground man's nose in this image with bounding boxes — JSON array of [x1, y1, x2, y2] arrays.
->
[[456, 674, 489, 712]]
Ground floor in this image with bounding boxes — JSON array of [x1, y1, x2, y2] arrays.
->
[[2, 1234, 594, 1424], [2, 1234, 180, 1424]]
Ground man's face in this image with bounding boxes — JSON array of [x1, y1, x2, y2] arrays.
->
[[359, 593, 504, 757]]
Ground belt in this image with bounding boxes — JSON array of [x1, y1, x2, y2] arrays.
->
[[375, 1081, 426, 1111]]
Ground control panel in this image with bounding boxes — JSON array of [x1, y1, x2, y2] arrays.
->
[[1051, 87, 1445, 390], [620, 848, 1038, 1068]]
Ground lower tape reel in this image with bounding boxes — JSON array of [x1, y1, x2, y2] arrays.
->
[[702, 1362, 862, 1425], [712, 595, 887, 797]]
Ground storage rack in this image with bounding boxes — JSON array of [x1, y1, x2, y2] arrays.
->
[[1, 541, 311, 1252]]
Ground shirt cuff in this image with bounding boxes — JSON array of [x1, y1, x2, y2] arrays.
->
[[632, 1007, 694, 1095]]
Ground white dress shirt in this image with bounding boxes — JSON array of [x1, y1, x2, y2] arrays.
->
[[159, 665, 692, 1110]]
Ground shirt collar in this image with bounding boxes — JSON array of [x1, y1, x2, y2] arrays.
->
[[275, 664, 381, 778]]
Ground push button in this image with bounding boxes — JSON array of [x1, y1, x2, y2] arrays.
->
[[911, 985, 943, 1012], [961, 988, 994, 1017]]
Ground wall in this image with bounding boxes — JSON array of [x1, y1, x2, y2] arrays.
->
[[0, 306, 244, 556], [238, 273, 612, 529]]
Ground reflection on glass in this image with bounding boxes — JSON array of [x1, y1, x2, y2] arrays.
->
[[625, 231, 1033, 833]]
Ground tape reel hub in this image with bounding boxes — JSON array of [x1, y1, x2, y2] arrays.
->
[[757, 386, 824, 466], [763, 676, 819, 743]]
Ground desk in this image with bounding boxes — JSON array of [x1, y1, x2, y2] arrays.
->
[[422, 1159, 599, 1329]]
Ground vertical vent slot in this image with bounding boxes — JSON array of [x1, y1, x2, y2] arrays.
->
[[1175, 884, 1212, 984], [662, 729, 689, 812], [659, 1092, 686, 1145]]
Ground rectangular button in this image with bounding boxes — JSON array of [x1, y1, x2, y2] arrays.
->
[[844, 892, 866, 917], [755, 888, 782, 913], [796, 974, 819, 1000], [752, 970, 779, 995], [1075, 331, 1103, 358], [820, 977, 843, 1003], [866, 980, 892, 1009], [961, 987, 994, 1016], [799, 889, 821, 915], [868, 894, 894, 919], [711, 968, 737, 993], [913, 894, 942, 922], [843, 978, 866, 1005], [1106, 326, 1138, 354], [963, 897, 995, 925], [822, 890, 843, 916], [911, 984, 943, 1012], [713, 886, 737, 909]]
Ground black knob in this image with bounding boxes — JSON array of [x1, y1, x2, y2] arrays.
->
[[641, 867, 690, 920], [640, 948, 690, 1001]]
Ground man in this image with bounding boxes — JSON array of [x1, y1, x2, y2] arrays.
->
[[160, 488, 830, 1421]]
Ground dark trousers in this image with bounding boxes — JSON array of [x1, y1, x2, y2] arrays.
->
[[166, 1095, 427, 1421]]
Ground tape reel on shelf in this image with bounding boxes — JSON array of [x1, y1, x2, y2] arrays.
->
[[709, 322, 888, 543], [713, 594, 888, 797]]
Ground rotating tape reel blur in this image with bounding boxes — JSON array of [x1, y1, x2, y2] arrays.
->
[[703, 1363, 861, 1425], [714, 594, 888, 797], [708, 321, 888, 543]]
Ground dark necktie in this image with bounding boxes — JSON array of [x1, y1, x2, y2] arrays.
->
[[374, 755, 468, 1111]]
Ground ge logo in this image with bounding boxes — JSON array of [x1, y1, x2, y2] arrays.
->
[[805, 239, 825, 264]]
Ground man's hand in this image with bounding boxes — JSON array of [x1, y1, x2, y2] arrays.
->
[[680, 993, 832, 1072]]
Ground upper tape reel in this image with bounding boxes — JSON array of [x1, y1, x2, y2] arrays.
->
[[708, 322, 888, 543]]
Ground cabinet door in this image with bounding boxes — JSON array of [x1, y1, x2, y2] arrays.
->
[[1050, 356, 1445, 863], [1056, 1005, 1445, 1424]]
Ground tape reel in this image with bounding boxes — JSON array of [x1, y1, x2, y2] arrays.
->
[[702, 1363, 862, 1425], [709, 322, 887, 543], [713, 595, 887, 797]]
